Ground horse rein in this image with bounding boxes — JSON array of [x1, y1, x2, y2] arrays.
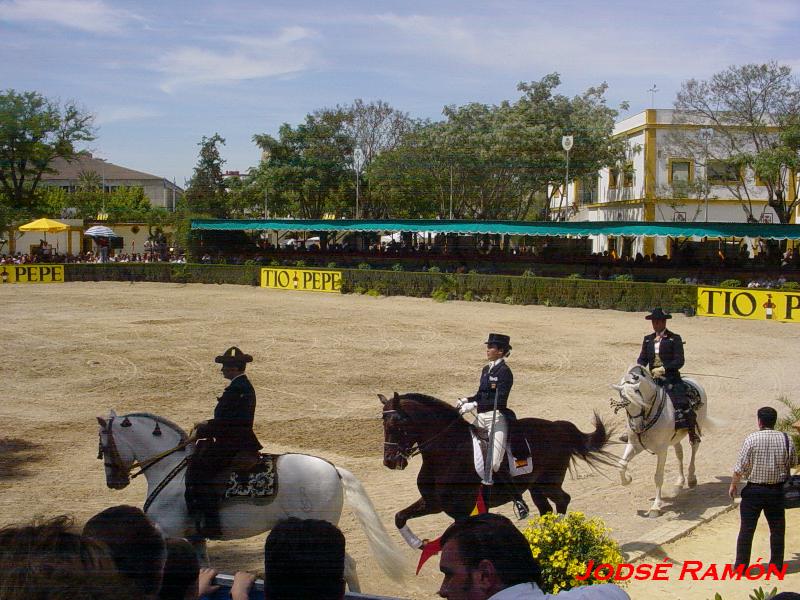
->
[[383, 409, 462, 460], [612, 378, 667, 452], [98, 416, 193, 480]]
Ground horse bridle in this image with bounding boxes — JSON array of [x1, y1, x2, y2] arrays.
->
[[382, 408, 461, 461], [97, 415, 192, 480]]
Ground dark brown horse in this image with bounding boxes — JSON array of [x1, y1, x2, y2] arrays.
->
[[379, 392, 613, 549]]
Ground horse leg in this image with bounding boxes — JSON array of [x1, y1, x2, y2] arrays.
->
[[543, 485, 571, 515], [343, 553, 361, 593], [687, 437, 699, 488], [528, 487, 553, 515], [673, 441, 686, 488], [618, 442, 641, 486], [648, 451, 668, 518], [395, 497, 439, 549]]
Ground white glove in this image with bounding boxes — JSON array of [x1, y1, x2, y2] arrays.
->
[[651, 366, 666, 379], [456, 397, 469, 409], [459, 401, 477, 415]]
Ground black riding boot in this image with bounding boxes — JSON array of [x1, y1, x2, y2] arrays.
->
[[488, 473, 529, 520]]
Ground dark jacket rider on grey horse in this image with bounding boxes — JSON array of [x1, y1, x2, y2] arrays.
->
[[635, 307, 700, 444]]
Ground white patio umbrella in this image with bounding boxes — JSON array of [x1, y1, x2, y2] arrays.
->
[[84, 225, 118, 238]]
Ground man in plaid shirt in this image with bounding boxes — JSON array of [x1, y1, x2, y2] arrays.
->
[[729, 406, 798, 569]]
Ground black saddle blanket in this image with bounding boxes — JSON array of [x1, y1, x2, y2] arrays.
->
[[224, 454, 275, 498]]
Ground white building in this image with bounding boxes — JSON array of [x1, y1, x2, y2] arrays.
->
[[553, 109, 794, 257]]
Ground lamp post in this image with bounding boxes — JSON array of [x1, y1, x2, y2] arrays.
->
[[353, 148, 364, 219], [699, 128, 713, 222], [562, 135, 574, 220]]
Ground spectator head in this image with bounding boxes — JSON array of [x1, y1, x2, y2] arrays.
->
[[438, 513, 541, 600], [83, 505, 166, 599], [0, 515, 134, 600], [263, 518, 345, 600], [158, 538, 200, 600], [757, 406, 778, 429]]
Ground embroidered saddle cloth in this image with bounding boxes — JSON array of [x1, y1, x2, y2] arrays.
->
[[224, 454, 276, 498]]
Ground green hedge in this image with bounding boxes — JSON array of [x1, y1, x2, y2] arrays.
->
[[62, 264, 697, 313], [341, 269, 697, 313], [65, 263, 262, 286]]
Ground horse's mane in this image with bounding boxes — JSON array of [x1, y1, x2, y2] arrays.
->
[[122, 412, 188, 443], [397, 393, 459, 420]]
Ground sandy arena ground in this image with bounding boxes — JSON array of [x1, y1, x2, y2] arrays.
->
[[2, 281, 799, 599]]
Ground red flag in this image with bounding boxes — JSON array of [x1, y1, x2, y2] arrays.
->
[[416, 488, 488, 574], [416, 536, 442, 575]]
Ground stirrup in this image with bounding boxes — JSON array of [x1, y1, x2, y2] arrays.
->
[[513, 498, 529, 521]]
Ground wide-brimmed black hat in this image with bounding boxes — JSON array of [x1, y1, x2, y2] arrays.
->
[[485, 333, 512, 350], [645, 308, 672, 320], [215, 346, 253, 365]]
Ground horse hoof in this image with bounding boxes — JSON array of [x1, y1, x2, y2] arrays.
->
[[647, 509, 662, 518], [621, 475, 632, 487], [688, 478, 698, 488], [674, 477, 686, 488]]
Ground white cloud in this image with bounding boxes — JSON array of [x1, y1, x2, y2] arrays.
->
[[95, 106, 161, 125], [0, 0, 140, 33], [156, 27, 317, 93]]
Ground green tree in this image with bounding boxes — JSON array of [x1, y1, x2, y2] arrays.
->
[[184, 133, 228, 217], [368, 74, 624, 220], [0, 89, 94, 230], [672, 62, 800, 224], [253, 109, 354, 219]]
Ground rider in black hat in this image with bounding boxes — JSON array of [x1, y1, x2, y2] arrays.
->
[[186, 347, 263, 538], [636, 308, 699, 444], [457, 333, 529, 519]]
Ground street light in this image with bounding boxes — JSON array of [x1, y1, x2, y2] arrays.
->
[[562, 135, 574, 220], [699, 128, 714, 222], [353, 148, 365, 219]]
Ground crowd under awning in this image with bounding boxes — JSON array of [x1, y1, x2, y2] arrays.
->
[[191, 219, 800, 240]]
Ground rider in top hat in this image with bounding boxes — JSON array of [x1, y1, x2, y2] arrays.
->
[[186, 347, 263, 538], [637, 308, 699, 444], [457, 333, 529, 519]]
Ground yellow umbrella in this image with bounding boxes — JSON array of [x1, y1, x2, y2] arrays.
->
[[18, 218, 68, 233]]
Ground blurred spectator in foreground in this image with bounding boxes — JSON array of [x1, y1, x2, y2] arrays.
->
[[83, 505, 166, 600], [0, 515, 136, 600], [159, 538, 219, 600], [437, 513, 629, 599], [230, 517, 346, 600]]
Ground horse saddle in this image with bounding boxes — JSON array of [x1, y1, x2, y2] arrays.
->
[[224, 453, 276, 499], [469, 422, 533, 479]]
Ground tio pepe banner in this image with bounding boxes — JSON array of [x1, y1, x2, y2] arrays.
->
[[0, 264, 65, 284], [260, 268, 341, 293], [697, 286, 800, 323]]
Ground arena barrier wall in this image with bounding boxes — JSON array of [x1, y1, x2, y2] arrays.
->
[[58, 263, 697, 313]]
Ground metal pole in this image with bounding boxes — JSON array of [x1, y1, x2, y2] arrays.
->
[[264, 188, 268, 219], [355, 171, 359, 219], [564, 149, 570, 220]]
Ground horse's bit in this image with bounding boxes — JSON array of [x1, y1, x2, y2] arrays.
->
[[382, 408, 461, 461]]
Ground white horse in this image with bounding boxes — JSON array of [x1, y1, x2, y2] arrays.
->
[[610, 365, 710, 518], [96, 411, 407, 589]]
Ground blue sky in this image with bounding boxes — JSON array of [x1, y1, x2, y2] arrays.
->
[[2, 0, 799, 187]]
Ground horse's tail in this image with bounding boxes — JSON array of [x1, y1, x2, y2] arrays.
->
[[565, 412, 617, 469], [336, 467, 408, 582]]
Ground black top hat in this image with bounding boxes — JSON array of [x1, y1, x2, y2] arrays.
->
[[485, 333, 512, 350], [215, 346, 253, 365], [645, 307, 672, 320]]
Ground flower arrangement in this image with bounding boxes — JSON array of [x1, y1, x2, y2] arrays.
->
[[522, 512, 625, 594]]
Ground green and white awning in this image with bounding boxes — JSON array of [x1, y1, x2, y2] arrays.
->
[[191, 219, 800, 240]]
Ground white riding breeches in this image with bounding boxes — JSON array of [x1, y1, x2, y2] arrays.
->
[[474, 411, 507, 472]]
